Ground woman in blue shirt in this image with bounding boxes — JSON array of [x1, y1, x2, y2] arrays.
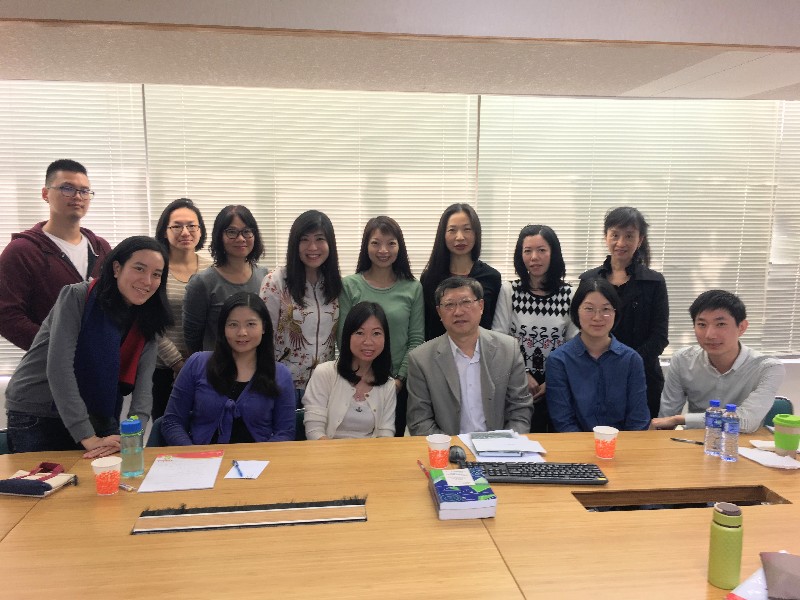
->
[[546, 278, 650, 432], [163, 292, 295, 444]]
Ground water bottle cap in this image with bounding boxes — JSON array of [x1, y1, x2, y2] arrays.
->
[[725, 404, 737, 412], [714, 502, 742, 517], [709, 399, 720, 407], [121, 416, 143, 434]]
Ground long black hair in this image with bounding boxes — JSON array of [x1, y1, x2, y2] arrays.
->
[[355, 216, 414, 280], [337, 301, 392, 386], [209, 205, 264, 267], [421, 203, 482, 286], [206, 292, 280, 397], [155, 198, 207, 252], [513, 224, 566, 295], [285, 210, 342, 307], [94, 235, 172, 340], [604, 206, 651, 267]]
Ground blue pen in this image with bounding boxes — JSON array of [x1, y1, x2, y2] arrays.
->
[[232, 460, 245, 478]]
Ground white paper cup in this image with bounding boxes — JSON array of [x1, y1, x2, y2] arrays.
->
[[91, 456, 122, 495], [592, 426, 619, 459], [426, 434, 452, 468]]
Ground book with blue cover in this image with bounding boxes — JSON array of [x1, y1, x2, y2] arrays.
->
[[428, 467, 497, 520]]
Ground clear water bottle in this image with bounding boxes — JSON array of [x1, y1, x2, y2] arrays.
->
[[720, 404, 740, 463], [703, 399, 724, 456], [120, 416, 145, 477]]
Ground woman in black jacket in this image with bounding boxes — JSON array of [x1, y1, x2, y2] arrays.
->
[[580, 207, 669, 419]]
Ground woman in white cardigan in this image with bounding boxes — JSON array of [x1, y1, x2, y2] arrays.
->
[[303, 302, 396, 439]]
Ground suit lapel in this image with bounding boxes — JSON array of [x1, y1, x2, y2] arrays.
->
[[478, 329, 498, 425], [434, 336, 461, 403]]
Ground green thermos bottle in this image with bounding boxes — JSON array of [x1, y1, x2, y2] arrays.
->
[[707, 501, 743, 589]]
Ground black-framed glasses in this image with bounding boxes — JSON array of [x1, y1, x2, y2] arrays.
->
[[47, 185, 95, 199], [224, 227, 255, 240], [439, 298, 480, 312], [167, 224, 200, 233]]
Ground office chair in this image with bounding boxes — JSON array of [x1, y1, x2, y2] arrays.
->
[[764, 396, 793, 428], [0, 429, 9, 455], [295, 409, 307, 441], [147, 416, 166, 447]]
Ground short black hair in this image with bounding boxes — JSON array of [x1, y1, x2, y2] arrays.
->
[[209, 205, 264, 267], [94, 235, 173, 340], [206, 292, 280, 397], [513, 224, 566, 295], [569, 277, 621, 330], [155, 198, 207, 252], [45, 159, 87, 185], [355, 216, 414, 280], [337, 301, 392, 386], [689, 289, 747, 325], [434, 276, 484, 306], [285, 210, 342, 307]]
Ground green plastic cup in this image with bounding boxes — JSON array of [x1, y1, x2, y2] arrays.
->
[[772, 414, 800, 456]]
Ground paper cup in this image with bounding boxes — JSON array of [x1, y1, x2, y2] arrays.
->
[[91, 456, 122, 495], [772, 414, 800, 457], [593, 426, 619, 459], [426, 434, 452, 468]]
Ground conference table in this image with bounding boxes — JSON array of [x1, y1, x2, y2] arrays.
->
[[0, 430, 797, 599]]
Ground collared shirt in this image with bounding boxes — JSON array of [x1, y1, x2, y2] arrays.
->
[[545, 335, 650, 432], [659, 344, 784, 433], [448, 336, 486, 433]]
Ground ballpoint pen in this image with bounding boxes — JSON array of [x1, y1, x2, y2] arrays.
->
[[232, 460, 245, 478], [670, 437, 704, 446], [417, 459, 431, 479]]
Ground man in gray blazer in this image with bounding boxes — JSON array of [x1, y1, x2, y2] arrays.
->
[[407, 276, 533, 436]]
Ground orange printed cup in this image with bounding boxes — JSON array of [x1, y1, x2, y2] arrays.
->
[[593, 426, 619, 460], [91, 456, 122, 495], [426, 434, 452, 469]]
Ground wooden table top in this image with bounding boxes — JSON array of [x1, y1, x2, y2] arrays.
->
[[0, 430, 796, 599]]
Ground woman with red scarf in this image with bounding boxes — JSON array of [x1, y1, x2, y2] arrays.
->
[[5, 236, 173, 458]]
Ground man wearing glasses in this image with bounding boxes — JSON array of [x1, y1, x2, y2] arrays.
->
[[406, 276, 532, 436], [0, 159, 110, 350]]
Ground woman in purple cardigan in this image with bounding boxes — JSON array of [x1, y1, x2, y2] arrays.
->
[[162, 292, 295, 445]]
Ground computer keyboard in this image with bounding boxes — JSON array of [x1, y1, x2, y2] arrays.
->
[[463, 461, 609, 485]]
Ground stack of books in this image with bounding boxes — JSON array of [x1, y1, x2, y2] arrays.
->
[[427, 466, 497, 520]]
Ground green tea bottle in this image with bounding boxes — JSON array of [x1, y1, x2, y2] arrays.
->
[[707, 501, 743, 589]]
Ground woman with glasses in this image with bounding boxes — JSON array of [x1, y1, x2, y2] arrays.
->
[[580, 207, 669, 419], [162, 293, 295, 445], [338, 216, 422, 436], [420, 203, 501, 341], [303, 302, 396, 439], [260, 210, 341, 405], [546, 278, 650, 433], [150, 199, 212, 420], [492, 225, 578, 432], [5, 236, 172, 456], [183, 205, 266, 354]]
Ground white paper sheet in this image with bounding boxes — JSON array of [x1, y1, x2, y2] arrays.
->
[[738, 447, 800, 470], [224, 460, 269, 479], [459, 432, 547, 462], [138, 450, 224, 492]]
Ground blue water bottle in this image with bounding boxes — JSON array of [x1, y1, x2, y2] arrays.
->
[[120, 416, 145, 477], [720, 404, 740, 463], [703, 399, 724, 456]]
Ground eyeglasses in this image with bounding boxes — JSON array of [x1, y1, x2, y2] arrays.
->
[[167, 224, 200, 233], [224, 228, 255, 240], [47, 185, 95, 199], [580, 306, 616, 318], [439, 298, 480, 312]]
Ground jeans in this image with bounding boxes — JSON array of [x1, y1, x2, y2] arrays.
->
[[6, 410, 119, 454]]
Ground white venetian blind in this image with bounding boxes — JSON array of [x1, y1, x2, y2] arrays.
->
[[0, 81, 148, 375], [143, 85, 478, 278], [477, 95, 800, 355]]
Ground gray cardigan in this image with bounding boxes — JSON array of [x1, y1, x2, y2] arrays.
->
[[5, 282, 156, 443]]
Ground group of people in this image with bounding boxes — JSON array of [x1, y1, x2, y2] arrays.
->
[[0, 159, 785, 457]]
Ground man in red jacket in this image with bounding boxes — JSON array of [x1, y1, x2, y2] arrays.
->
[[0, 159, 111, 350]]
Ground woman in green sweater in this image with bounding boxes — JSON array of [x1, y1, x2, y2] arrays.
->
[[339, 216, 423, 436]]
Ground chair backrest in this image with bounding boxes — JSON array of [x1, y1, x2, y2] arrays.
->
[[147, 416, 166, 447], [764, 396, 794, 427], [0, 429, 9, 455], [295, 409, 306, 441]]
